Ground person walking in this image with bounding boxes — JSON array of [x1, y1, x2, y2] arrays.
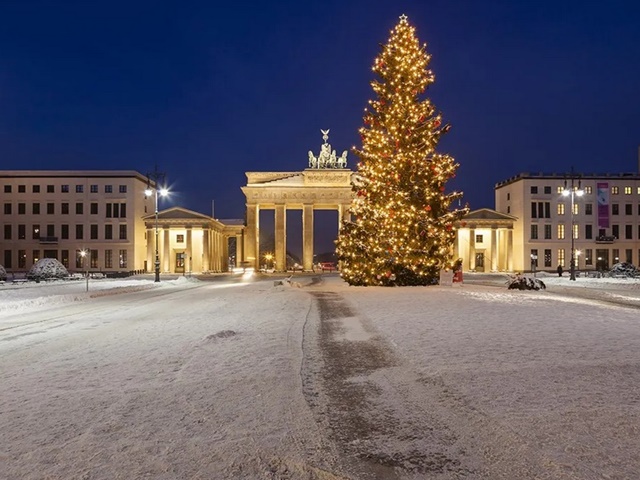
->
[[557, 265, 564, 277]]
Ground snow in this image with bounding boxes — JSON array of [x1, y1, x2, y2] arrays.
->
[[1, 273, 640, 479]]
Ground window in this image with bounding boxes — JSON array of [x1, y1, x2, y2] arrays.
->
[[46, 224, 54, 237], [585, 224, 593, 239], [32, 225, 40, 240], [119, 185, 127, 193], [625, 225, 633, 239], [18, 185, 26, 193], [76, 224, 84, 240], [119, 249, 127, 268], [624, 186, 632, 195], [33, 250, 40, 263], [531, 202, 537, 219], [105, 249, 113, 268], [557, 224, 565, 240], [4, 250, 11, 269], [177, 234, 185, 243], [585, 203, 593, 215], [90, 203, 98, 215], [544, 186, 551, 194], [3, 203, 11, 215], [18, 224, 25, 239], [613, 249, 620, 263], [612, 225, 619, 239], [113, 204, 120, 218], [507, 193, 510, 200], [530, 186, 538, 194], [611, 186, 619, 195], [105, 224, 113, 239], [32, 185, 40, 193], [572, 224, 578, 240], [61, 250, 69, 268], [119, 225, 127, 240], [625, 249, 632, 263], [18, 250, 26, 268], [556, 186, 564, 194], [32, 203, 40, 214], [47, 185, 54, 193], [4, 225, 12, 240], [625, 204, 632, 215], [105, 185, 113, 193], [558, 249, 565, 268], [18, 203, 25, 214], [530, 249, 538, 268], [557, 203, 565, 215], [91, 224, 98, 239], [507, 206, 510, 214], [61, 224, 69, 240], [530, 225, 538, 240], [61, 185, 69, 193], [544, 249, 552, 267], [76, 250, 83, 269], [584, 186, 592, 194], [61, 203, 69, 214], [91, 250, 98, 269], [544, 202, 551, 218], [612, 204, 619, 215], [90, 185, 98, 193], [475, 234, 483, 243], [106, 204, 112, 218], [120, 203, 126, 218], [76, 202, 84, 214], [544, 224, 552, 239], [584, 249, 593, 265], [76, 185, 84, 193], [4, 185, 11, 193], [47, 203, 54, 214]]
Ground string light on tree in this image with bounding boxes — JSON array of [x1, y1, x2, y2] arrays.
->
[[335, 14, 468, 286]]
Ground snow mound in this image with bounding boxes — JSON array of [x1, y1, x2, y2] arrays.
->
[[27, 258, 69, 281], [0, 265, 6, 281], [610, 262, 638, 277], [507, 274, 546, 290]]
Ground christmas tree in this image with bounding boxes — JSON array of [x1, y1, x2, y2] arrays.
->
[[336, 14, 468, 286]]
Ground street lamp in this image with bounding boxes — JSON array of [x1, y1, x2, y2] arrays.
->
[[145, 170, 168, 283], [264, 253, 273, 271], [79, 249, 89, 292], [530, 253, 538, 277], [562, 169, 584, 281]]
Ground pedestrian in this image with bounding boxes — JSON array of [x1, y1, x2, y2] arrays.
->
[[557, 265, 563, 277]]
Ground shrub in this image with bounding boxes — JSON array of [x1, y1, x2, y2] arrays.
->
[[507, 274, 546, 291], [27, 258, 69, 281]]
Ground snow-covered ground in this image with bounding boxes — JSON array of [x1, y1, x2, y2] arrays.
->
[[1, 273, 639, 479]]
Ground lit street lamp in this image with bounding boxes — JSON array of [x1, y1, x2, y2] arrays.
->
[[562, 169, 584, 281], [79, 249, 89, 292], [145, 170, 169, 283]]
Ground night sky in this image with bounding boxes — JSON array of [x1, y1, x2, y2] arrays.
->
[[2, 1, 640, 254]]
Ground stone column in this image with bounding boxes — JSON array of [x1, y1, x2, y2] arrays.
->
[[491, 227, 498, 272], [469, 228, 476, 271], [186, 228, 192, 274], [203, 228, 210, 272], [213, 231, 220, 272], [146, 228, 154, 272], [235, 233, 243, 268], [163, 228, 170, 273], [506, 228, 514, 272], [339, 204, 351, 226], [245, 204, 259, 269], [302, 204, 314, 271], [275, 204, 287, 271]]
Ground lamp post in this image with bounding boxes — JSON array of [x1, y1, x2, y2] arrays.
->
[[562, 169, 584, 281], [80, 249, 89, 292], [145, 169, 168, 283]]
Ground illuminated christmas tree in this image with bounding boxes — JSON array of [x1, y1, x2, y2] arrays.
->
[[336, 14, 468, 286]]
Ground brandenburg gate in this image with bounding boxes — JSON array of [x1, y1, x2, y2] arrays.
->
[[241, 130, 354, 271]]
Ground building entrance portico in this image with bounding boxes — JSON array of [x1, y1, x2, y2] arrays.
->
[[241, 130, 353, 271]]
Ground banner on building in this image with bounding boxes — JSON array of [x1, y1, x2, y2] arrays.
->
[[597, 182, 609, 228]]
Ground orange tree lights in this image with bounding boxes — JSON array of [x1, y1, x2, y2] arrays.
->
[[336, 14, 468, 286]]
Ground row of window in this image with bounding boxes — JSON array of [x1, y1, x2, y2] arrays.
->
[[3, 184, 128, 194], [4, 202, 128, 217], [528, 185, 640, 195], [530, 248, 638, 268], [531, 201, 640, 218], [531, 224, 640, 240], [3, 249, 128, 270], [3, 224, 128, 241]]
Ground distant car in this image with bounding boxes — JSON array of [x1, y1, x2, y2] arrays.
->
[[320, 262, 336, 272], [291, 263, 304, 272]]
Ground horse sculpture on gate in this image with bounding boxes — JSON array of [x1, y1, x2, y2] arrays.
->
[[308, 129, 348, 169]]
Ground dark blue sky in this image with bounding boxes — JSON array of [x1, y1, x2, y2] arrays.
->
[[2, 1, 640, 233]]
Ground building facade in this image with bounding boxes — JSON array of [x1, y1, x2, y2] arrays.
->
[[0, 171, 242, 274], [495, 172, 640, 273]]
